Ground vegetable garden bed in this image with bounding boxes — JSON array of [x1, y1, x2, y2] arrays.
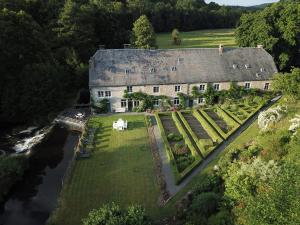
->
[[156, 113, 201, 184]]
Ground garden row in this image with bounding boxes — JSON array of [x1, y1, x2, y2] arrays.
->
[[155, 108, 239, 183], [155, 98, 267, 184]]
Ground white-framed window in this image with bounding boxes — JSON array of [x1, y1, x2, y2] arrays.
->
[[174, 97, 180, 106], [198, 97, 205, 104], [264, 82, 269, 90], [125, 69, 130, 74], [134, 100, 140, 107], [245, 64, 251, 69], [199, 84, 206, 91], [121, 99, 127, 108], [153, 86, 159, 93], [175, 85, 181, 92], [213, 83, 220, 91], [98, 91, 104, 97], [245, 82, 251, 89], [127, 86, 133, 93], [105, 91, 111, 97], [153, 99, 159, 106], [171, 66, 177, 71]]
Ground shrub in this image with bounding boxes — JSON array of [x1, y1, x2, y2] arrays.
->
[[258, 105, 287, 132], [201, 139, 214, 150], [167, 133, 183, 142], [174, 143, 188, 155]]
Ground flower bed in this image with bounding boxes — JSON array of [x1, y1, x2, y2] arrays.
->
[[156, 113, 199, 184]]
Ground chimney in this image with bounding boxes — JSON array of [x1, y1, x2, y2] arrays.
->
[[99, 44, 105, 49], [219, 44, 224, 55], [257, 44, 264, 49]]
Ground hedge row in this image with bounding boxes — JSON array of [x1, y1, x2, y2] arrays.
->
[[171, 112, 200, 159], [192, 110, 223, 157], [154, 113, 181, 183], [193, 110, 223, 144], [215, 107, 240, 138], [171, 112, 203, 183], [220, 107, 243, 124], [200, 109, 227, 139], [177, 111, 204, 157]]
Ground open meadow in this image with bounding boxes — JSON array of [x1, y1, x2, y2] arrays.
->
[[156, 29, 237, 49]]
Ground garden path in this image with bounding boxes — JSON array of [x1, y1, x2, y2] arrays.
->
[[151, 97, 280, 200]]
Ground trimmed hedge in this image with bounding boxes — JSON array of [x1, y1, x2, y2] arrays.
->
[[193, 110, 223, 144], [177, 111, 204, 157], [200, 109, 227, 139], [154, 113, 181, 182], [192, 110, 223, 157], [171, 112, 199, 159]]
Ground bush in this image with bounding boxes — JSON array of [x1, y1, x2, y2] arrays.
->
[[189, 192, 220, 218], [174, 143, 188, 155], [167, 133, 183, 142], [82, 203, 150, 225]]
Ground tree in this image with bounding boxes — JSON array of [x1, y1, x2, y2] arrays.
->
[[132, 15, 156, 49], [82, 203, 150, 225], [272, 67, 300, 100], [235, 1, 300, 70], [171, 28, 181, 45]]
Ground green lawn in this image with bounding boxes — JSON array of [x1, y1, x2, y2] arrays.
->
[[49, 115, 160, 225], [157, 28, 237, 49]]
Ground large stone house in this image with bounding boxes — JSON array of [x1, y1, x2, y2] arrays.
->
[[89, 46, 277, 112]]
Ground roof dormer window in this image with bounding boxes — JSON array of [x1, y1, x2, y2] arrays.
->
[[171, 66, 177, 71], [260, 67, 265, 72], [233, 64, 238, 69], [149, 68, 156, 73], [245, 64, 251, 69]]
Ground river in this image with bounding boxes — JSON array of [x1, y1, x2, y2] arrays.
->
[[0, 126, 80, 225]]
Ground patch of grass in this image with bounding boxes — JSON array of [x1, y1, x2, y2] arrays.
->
[[157, 29, 237, 49], [49, 115, 160, 225]]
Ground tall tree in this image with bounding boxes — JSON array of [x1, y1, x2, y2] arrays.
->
[[132, 15, 156, 49], [235, 1, 300, 70]]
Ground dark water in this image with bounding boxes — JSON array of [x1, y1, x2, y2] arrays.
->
[[0, 126, 79, 225]]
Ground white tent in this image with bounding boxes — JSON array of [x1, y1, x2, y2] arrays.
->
[[113, 118, 128, 131]]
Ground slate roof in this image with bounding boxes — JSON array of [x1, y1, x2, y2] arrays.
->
[[89, 48, 277, 87]]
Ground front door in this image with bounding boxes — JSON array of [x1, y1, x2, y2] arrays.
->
[[128, 99, 133, 111], [189, 99, 194, 107]]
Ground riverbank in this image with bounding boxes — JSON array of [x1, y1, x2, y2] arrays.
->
[[0, 126, 80, 225]]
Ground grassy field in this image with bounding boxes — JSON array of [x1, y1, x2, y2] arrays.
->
[[156, 28, 237, 49], [49, 115, 160, 225]]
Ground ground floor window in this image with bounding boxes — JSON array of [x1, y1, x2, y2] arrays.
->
[[198, 97, 205, 104], [134, 100, 139, 107], [174, 97, 180, 106], [121, 99, 127, 108], [153, 99, 159, 106], [264, 82, 269, 90]]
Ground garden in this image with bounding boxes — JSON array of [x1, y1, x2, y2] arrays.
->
[[155, 94, 269, 184]]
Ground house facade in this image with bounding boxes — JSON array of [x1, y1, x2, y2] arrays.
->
[[89, 46, 277, 112]]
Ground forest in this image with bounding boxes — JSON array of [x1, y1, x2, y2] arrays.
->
[[0, 0, 258, 125]]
